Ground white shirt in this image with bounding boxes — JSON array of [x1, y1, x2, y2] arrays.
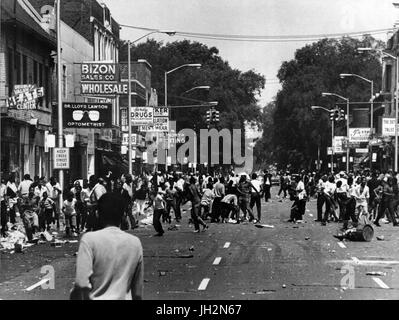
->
[[264, 175, 271, 185], [34, 186, 47, 200], [336, 178, 348, 194], [18, 180, 33, 196], [0, 183, 7, 202], [251, 179, 262, 193], [46, 182, 61, 199], [324, 181, 336, 196], [355, 185, 369, 206], [296, 181, 307, 199]]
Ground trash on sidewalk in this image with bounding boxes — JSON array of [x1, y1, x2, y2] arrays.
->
[[189, 246, 195, 251], [305, 237, 310, 240], [255, 224, 275, 229], [167, 225, 178, 231], [50, 240, 63, 248], [282, 284, 286, 288], [376, 236, 385, 241], [177, 254, 194, 258], [40, 231, 53, 242], [159, 271, 167, 276], [366, 271, 386, 276]]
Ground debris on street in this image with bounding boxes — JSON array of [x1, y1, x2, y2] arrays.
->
[[366, 271, 387, 276], [255, 224, 275, 229]]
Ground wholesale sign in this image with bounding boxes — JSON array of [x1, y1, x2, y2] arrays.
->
[[80, 82, 128, 95], [81, 62, 118, 82], [63, 102, 112, 128], [349, 128, 372, 143], [7, 85, 44, 109], [382, 118, 396, 137], [131, 107, 154, 125]]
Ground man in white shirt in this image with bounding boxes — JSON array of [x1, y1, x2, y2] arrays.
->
[[316, 175, 327, 222], [18, 174, 33, 198], [322, 176, 338, 225], [250, 173, 263, 223], [336, 172, 348, 221], [71, 193, 143, 300], [263, 170, 272, 202]]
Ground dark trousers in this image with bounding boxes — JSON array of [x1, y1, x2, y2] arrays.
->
[[264, 185, 271, 202], [297, 199, 306, 217], [191, 203, 206, 231], [250, 193, 261, 221], [221, 202, 239, 220], [239, 197, 255, 221], [166, 200, 178, 220], [9, 206, 16, 224], [201, 204, 211, 219], [323, 196, 337, 223], [278, 186, 287, 198], [211, 197, 222, 221], [1, 200, 7, 236], [153, 209, 165, 234], [343, 197, 358, 229], [376, 196, 397, 225], [337, 193, 348, 221], [316, 193, 325, 221], [175, 196, 182, 220]]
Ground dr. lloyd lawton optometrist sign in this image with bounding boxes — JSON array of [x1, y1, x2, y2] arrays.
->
[[63, 102, 112, 128]]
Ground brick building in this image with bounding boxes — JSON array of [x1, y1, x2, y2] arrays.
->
[[0, 0, 56, 181]]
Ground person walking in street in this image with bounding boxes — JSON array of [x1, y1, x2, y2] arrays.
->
[[86, 176, 107, 232], [374, 177, 398, 227], [1, 178, 8, 237], [354, 177, 370, 223], [321, 176, 338, 226], [122, 174, 136, 229], [211, 177, 225, 222], [6, 174, 18, 225], [277, 173, 287, 199], [295, 174, 307, 221], [146, 188, 167, 236], [45, 176, 62, 229], [62, 191, 78, 237], [237, 174, 256, 223], [70, 193, 143, 300], [18, 174, 32, 199], [187, 176, 208, 232], [200, 182, 214, 220], [263, 170, 272, 202], [342, 176, 358, 230], [367, 172, 380, 220], [250, 173, 263, 223], [38, 191, 56, 232]]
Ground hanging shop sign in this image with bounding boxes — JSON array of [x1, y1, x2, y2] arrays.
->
[[80, 82, 128, 95], [349, 128, 372, 143], [131, 107, 154, 125], [333, 136, 346, 153], [122, 133, 138, 146], [382, 118, 396, 137], [153, 117, 169, 132], [81, 62, 119, 82], [54, 148, 70, 169], [63, 102, 112, 128], [154, 107, 169, 117], [7, 85, 44, 110]]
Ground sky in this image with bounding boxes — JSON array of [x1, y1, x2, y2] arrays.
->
[[102, 0, 398, 107]]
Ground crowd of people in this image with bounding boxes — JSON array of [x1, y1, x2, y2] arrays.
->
[[0, 169, 277, 240], [274, 169, 399, 230]]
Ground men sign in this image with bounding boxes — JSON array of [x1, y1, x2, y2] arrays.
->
[[131, 107, 153, 125]]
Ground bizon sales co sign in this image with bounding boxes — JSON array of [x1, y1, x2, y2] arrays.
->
[[131, 107, 153, 125], [81, 62, 118, 82]]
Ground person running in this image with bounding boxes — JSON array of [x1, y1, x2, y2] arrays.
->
[[70, 193, 143, 300]]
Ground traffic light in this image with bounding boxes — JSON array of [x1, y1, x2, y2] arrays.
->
[[206, 109, 212, 123], [330, 109, 339, 121], [339, 108, 345, 121], [212, 110, 220, 123]]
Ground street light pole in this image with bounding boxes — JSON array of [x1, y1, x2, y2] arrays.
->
[[128, 40, 132, 175], [396, 57, 399, 172], [56, 0, 64, 212]]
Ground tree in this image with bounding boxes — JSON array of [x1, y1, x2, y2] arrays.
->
[[256, 36, 383, 171], [120, 39, 265, 170]]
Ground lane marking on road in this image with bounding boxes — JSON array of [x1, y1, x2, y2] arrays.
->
[[198, 278, 210, 291], [213, 257, 222, 265], [328, 259, 399, 266], [338, 242, 346, 249], [25, 278, 50, 292], [223, 242, 231, 248], [372, 277, 390, 289]]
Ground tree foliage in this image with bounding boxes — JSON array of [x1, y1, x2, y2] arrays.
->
[[255, 36, 384, 170], [120, 39, 265, 132]]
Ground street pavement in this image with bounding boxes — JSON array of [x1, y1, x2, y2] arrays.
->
[[1, 189, 399, 300]]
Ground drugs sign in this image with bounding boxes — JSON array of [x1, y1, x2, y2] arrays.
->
[[131, 107, 153, 125], [81, 62, 118, 82]]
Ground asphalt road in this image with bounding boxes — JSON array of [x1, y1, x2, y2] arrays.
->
[[1, 189, 399, 300]]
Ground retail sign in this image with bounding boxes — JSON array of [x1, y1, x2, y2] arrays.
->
[[7, 85, 44, 109], [355, 148, 369, 153], [80, 82, 128, 95], [54, 148, 70, 169], [81, 62, 118, 82], [327, 147, 333, 155], [63, 102, 112, 128], [333, 136, 345, 154], [122, 133, 138, 146], [131, 107, 153, 125], [154, 107, 169, 117], [349, 128, 371, 143], [382, 118, 396, 137]]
